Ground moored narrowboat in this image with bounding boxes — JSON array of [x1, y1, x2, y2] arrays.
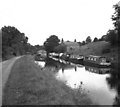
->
[[49, 53, 59, 58], [69, 55, 84, 64], [84, 55, 111, 67]]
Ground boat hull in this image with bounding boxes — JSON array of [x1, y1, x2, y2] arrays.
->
[[84, 61, 111, 68], [69, 58, 84, 65]]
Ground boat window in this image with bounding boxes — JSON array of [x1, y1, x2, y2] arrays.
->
[[91, 58, 93, 60], [101, 58, 106, 62], [91, 68, 93, 71]]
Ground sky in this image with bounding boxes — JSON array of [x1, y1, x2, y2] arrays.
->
[[0, 0, 120, 45]]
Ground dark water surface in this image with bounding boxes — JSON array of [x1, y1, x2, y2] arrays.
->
[[35, 58, 119, 105]]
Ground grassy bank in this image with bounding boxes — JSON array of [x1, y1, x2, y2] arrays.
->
[[68, 41, 119, 68], [3, 55, 94, 105]]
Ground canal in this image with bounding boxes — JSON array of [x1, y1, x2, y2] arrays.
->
[[35, 58, 119, 105]]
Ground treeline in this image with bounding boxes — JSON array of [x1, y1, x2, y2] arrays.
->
[[43, 2, 120, 56], [2, 2, 119, 60], [77, 36, 103, 46], [2, 26, 43, 60]]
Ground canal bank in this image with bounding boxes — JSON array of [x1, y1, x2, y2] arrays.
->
[[3, 55, 93, 105], [37, 57, 117, 105]]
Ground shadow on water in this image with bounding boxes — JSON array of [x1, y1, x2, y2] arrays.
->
[[36, 58, 119, 105], [45, 57, 76, 71], [106, 67, 120, 105]]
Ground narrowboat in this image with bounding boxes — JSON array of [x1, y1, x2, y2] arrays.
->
[[85, 66, 111, 74], [49, 53, 59, 58], [60, 53, 70, 61], [84, 55, 111, 67], [69, 55, 84, 64]]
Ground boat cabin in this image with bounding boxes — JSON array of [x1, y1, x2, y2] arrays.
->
[[84, 55, 111, 66]]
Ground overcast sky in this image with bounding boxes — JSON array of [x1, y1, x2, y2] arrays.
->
[[0, 0, 119, 45]]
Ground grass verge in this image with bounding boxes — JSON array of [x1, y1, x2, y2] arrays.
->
[[3, 55, 94, 105]]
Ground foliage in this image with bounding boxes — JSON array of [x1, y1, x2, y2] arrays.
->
[[93, 37, 98, 42], [33, 45, 44, 54], [61, 38, 64, 43], [102, 48, 111, 54], [104, 3, 120, 46], [2, 26, 34, 60], [106, 30, 118, 45], [54, 43, 67, 53], [81, 41, 86, 45], [86, 36, 92, 44], [77, 42, 82, 46], [112, 3, 120, 32], [44, 35, 60, 55], [74, 39, 77, 42]]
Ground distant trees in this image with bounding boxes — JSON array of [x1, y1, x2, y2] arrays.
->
[[74, 39, 77, 42], [86, 36, 92, 44], [81, 41, 86, 45], [77, 41, 82, 46], [44, 35, 60, 56], [33, 45, 44, 54], [61, 38, 64, 43], [93, 37, 98, 42]]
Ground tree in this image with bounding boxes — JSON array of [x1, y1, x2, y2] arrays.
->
[[61, 38, 64, 43], [86, 36, 92, 44], [54, 44, 66, 53], [44, 35, 60, 56], [82, 41, 86, 45], [74, 39, 76, 42], [93, 37, 98, 42], [101, 35, 107, 41], [112, 3, 120, 32], [106, 30, 118, 45], [2, 26, 30, 60], [112, 3, 120, 45], [77, 41, 82, 46]]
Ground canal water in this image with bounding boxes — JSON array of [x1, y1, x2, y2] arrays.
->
[[35, 58, 119, 105]]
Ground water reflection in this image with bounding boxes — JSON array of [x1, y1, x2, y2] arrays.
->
[[45, 58, 77, 71], [106, 68, 120, 105], [37, 58, 119, 105], [35, 61, 45, 68], [56, 66, 116, 105], [85, 66, 111, 74]]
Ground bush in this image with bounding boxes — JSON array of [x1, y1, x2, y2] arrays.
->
[[102, 48, 111, 54]]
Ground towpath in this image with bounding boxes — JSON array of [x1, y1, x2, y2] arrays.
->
[[0, 56, 22, 106]]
